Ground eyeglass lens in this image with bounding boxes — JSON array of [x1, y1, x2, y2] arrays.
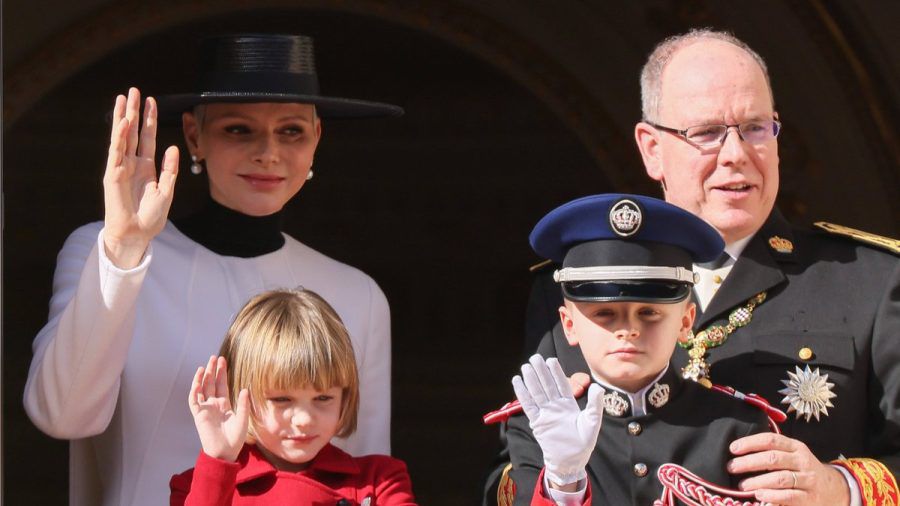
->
[[685, 121, 780, 146]]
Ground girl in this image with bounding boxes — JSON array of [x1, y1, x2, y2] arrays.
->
[[171, 289, 415, 505]]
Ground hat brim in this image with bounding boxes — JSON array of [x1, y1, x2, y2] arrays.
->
[[157, 92, 404, 121], [562, 280, 692, 303]]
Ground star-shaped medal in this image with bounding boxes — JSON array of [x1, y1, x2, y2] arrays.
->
[[778, 365, 837, 422]]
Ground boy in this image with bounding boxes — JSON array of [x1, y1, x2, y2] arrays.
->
[[503, 194, 778, 505]]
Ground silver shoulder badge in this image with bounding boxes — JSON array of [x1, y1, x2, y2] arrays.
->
[[609, 199, 643, 237]]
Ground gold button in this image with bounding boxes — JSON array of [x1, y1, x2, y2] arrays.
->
[[627, 422, 642, 436], [713, 275, 723, 284], [633, 463, 648, 477], [798, 347, 813, 361]]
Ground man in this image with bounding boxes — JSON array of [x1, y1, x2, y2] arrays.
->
[[490, 29, 899, 506]]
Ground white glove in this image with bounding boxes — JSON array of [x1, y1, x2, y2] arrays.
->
[[512, 354, 605, 486]]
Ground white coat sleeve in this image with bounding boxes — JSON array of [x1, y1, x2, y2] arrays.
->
[[23, 225, 152, 438], [353, 277, 392, 455]]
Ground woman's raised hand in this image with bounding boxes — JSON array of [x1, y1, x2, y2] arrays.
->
[[103, 87, 179, 268], [188, 356, 251, 463]]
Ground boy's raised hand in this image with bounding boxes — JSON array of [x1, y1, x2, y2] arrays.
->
[[188, 356, 250, 462], [512, 354, 605, 488]]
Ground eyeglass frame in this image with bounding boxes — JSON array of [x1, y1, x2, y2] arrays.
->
[[644, 118, 782, 148]]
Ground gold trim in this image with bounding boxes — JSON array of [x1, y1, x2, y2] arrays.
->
[[497, 463, 516, 506], [529, 259, 553, 272], [814, 222, 900, 255], [831, 457, 899, 505]]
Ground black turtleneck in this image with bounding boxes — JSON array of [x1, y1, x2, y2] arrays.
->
[[172, 197, 285, 258]]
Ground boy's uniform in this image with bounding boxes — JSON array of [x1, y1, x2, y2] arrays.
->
[[507, 366, 769, 504], [500, 193, 779, 505]]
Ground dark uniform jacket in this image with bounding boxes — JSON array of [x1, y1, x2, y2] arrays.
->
[[507, 366, 770, 505], [520, 209, 900, 477]]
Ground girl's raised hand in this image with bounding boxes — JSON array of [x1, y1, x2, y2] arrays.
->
[[188, 356, 250, 462], [103, 87, 179, 268]]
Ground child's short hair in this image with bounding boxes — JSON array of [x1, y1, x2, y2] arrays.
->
[[219, 288, 359, 438]]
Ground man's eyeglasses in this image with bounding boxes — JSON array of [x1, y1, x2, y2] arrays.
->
[[646, 120, 781, 148]]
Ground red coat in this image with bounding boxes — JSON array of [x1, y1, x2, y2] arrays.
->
[[170, 444, 416, 506]]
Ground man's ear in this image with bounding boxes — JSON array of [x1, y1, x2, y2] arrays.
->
[[559, 304, 579, 347], [635, 121, 664, 183], [182, 112, 201, 155]]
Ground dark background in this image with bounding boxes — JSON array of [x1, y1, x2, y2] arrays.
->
[[4, 1, 899, 504]]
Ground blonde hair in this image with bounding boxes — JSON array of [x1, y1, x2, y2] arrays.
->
[[640, 28, 774, 123], [219, 288, 359, 438]]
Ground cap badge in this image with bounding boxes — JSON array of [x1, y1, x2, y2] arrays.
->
[[647, 382, 670, 409], [778, 365, 837, 422], [768, 236, 794, 253], [603, 391, 629, 417], [609, 199, 643, 237]]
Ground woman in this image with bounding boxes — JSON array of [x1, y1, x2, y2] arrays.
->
[[23, 34, 402, 506]]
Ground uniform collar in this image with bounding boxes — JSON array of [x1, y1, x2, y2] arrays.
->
[[724, 234, 754, 263], [236, 443, 360, 484], [696, 209, 792, 327], [590, 365, 683, 417]]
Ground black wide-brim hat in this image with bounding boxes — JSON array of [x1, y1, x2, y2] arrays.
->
[[157, 34, 404, 120]]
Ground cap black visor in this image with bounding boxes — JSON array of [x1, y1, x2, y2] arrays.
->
[[562, 280, 691, 303]]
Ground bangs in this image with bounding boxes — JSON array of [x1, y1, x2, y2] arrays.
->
[[221, 289, 360, 437]]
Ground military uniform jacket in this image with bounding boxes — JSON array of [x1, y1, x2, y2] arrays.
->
[[506, 367, 770, 505], [524, 209, 900, 478]]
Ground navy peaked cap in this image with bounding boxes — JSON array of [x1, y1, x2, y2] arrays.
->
[[529, 194, 724, 303], [530, 194, 723, 264]]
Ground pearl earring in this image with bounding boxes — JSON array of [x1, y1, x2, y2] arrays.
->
[[306, 170, 314, 181], [190, 155, 203, 175]]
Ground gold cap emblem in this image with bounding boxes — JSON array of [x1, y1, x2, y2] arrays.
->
[[768, 236, 794, 253]]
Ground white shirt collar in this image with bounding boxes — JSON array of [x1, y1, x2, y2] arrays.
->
[[724, 233, 755, 262]]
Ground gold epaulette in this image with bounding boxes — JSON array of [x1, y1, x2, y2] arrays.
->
[[528, 259, 554, 272], [814, 222, 900, 255], [831, 457, 899, 505]]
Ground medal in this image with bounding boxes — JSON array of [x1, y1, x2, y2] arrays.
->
[[779, 365, 837, 422]]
